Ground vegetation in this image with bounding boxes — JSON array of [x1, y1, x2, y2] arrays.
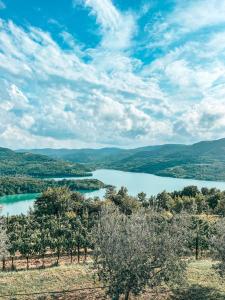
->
[[0, 176, 106, 196], [0, 184, 225, 299], [93, 207, 189, 300], [0, 219, 8, 271], [24, 138, 225, 181], [212, 218, 225, 276], [0, 147, 91, 177]]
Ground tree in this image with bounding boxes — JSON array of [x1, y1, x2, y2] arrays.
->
[[0, 218, 9, 271], [34, 187, 73, 217], [211, 218, 225, 276], [92, 206, 189, 300], [7, 215, 21, 270], [137, 192, 147, 202], [63, 213, 78, 263], [17, 216, 35, 270], [216, 195, 225, 216], [190, 216, 213, 260], [104, 186, 117, 201], [156, 191, 174, 211], [207, 193, 221, 210], [181, 186, 199, 197]]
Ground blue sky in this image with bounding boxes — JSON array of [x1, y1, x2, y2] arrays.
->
[[0, 0, 225, 149]]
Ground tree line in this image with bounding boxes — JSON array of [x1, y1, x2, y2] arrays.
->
[[0, 176, 106, 196], [0, 185, 225, 299]]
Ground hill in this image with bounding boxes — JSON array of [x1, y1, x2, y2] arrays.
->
[[0, 147, 91, 177], [18, 138, 225, 181]]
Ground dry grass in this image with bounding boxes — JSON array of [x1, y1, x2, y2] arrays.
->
[[0, 259, 225, 299], [0, 262, 102, 300]]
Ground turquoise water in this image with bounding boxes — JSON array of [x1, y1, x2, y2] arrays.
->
[[0, 193, 39, 216], [1, 169, 225, 215]]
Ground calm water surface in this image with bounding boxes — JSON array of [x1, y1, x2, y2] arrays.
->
[[2, 169, 225, 215]]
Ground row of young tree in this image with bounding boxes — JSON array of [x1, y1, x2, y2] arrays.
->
[[0, 185, 225, 299], [1, 188, 102, 270]]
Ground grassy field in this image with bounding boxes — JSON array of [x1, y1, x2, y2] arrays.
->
[[0, 259, 225, 299]]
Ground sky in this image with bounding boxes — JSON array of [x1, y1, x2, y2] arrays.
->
[[0, 0, 225, 149]]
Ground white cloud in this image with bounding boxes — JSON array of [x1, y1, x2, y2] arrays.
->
[[172, 0, 225, 33], [0, 16, 170, 148], [1, 0, 225, 149], [78, 0, 136, 51], [81, 0, 121, 31], [145, 0, 225, 49]]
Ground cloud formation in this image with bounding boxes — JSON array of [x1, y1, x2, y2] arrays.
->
[[0, 0, 225, 148]]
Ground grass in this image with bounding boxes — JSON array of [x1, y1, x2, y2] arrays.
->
[[0, 259, 225, 299], [0, 263, 99, 299], [173, 259, 225, 300]]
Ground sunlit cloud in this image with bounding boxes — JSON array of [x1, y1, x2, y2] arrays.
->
[[0, 0, 225, 148]]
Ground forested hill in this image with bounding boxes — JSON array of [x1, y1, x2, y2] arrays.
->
[[0, 147, 91, 177], [18, 138, 225, 181]]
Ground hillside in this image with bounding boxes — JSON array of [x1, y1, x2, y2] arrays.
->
[[18, 138, 225, 181], [0, 147, 91, 177]]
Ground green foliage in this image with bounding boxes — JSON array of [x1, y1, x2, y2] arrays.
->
[[6, 187, 103, 268], [0, 176, 106, 196], [149, 185, 225, 216], [92, 206, 189, 299], [0, 147, 91, 177], [0, 218, 9, 261], [212, 219, 225, 276], [34, 187, 74, 217], [2, 183, 225, 300], [104, 186, 140, 215]]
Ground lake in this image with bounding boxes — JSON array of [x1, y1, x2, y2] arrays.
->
[[1, 169, 225, 215]]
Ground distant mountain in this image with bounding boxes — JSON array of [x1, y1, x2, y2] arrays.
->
[[18, 138, 225, 181], [0, 147, 91, 177], [19, 147, 125, 164]]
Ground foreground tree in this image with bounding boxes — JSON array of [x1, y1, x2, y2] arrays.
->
[[92, 206, 189, 300]]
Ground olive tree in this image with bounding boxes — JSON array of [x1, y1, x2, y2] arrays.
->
[[92, 206, 190, 300]]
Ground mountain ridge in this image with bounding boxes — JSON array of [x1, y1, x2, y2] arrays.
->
[[17, 138, 225, 181]]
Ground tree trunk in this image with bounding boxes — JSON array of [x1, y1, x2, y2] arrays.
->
[[84, 247, 87, 262], [11, 257, 15, 270], [201, 247, 203, 258], [2, 257, 5, 271], [77, 244, 80, 263], [195, 231, 199, 260], [124, 289, 130, 300], [26, 256, 29, 270], [56, 250, 60, 265], [70, 250, 73, 263], [42, 254, 45, 268]]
